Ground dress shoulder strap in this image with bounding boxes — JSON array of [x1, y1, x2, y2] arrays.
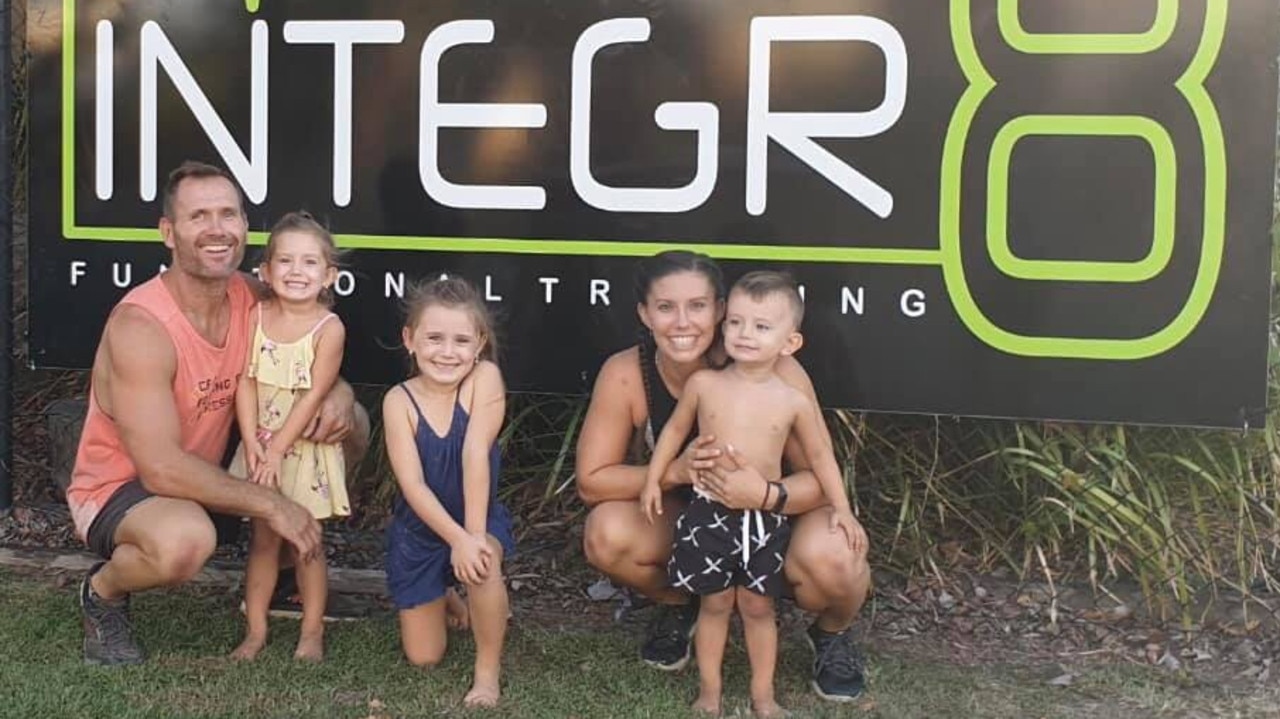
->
[[309, 312, 338, 336], [398, 383, 427, 423]]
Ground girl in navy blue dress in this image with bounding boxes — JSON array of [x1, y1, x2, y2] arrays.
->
[[383, 277, 514, 708]]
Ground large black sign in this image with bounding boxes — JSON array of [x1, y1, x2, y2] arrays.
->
[[27, 0, 1280, 427]]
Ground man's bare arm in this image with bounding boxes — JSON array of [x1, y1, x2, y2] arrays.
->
[[103, 305, 320, 557]]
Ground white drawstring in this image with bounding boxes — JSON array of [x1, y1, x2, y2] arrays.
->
[[741, 509, 766, 565], [689, 493, 768, 565]]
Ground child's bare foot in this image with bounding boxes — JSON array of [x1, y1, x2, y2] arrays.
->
[[445, 588, 470, 631], [293, 631, 324, 662], [751, 698, 789, 718], [230, 633, 267, 661], [691, 690, 722, 717], [462, 681, 500, 708]]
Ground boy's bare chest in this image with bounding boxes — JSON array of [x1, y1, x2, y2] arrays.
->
[[696, 383, 794, 451]]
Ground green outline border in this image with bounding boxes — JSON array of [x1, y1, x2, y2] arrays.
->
[[944, 0, 1226, 359], [61, 0, 1231, 362], [987, 115, 1176, 283], [997, 0, 1177, 54], [58, 0, 940, 265]]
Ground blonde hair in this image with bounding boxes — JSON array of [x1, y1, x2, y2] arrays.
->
[[260, 211, 341, 307], [403, 276, 498, 372]]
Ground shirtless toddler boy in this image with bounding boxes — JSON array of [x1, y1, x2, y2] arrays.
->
[[641, 271, 861, 717]]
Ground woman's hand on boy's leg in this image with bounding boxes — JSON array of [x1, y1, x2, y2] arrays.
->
[[830, 509, 866, 554]]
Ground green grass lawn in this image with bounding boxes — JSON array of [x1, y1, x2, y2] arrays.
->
[[0, 568, 1272, 718]]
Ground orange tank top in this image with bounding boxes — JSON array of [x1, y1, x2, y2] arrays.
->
[[67, 273, 256, 539]]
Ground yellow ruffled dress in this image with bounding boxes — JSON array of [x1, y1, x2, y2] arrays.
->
[[233, 312, 350, 520]]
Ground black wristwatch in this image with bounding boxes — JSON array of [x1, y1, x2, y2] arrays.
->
[[769, 481, 788, 514]]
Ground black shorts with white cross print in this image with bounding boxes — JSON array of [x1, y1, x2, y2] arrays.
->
[[668, 493, 792, 598]]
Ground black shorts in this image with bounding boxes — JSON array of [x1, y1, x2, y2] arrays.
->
[[83, 427, 244, 560], [83, 480, 244, 560], [667, 494, 791, 598]]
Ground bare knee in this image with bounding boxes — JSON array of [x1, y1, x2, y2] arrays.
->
[[810, 545, 861, 593], [700, 590, 736, 618], [112, 498, 217, 586], [405, 647, 444, 668], [736, 589, 775, 623], [404, 644, 445, 668], [582, 504, 633, 571], [790, 519, 864, 594], [399, 604, 448, 667], [401, 616, 447, 668], [479, 537, 507, 587], [152, 526, 216, 585]]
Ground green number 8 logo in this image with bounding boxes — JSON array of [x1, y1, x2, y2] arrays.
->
[[941, 0, 1227, 360]]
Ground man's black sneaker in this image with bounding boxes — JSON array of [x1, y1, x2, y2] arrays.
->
[[640, 600, 698, 671], [80, 563, 145, 666], [806, 622, 866, 702]]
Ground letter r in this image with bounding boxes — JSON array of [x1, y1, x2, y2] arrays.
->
[[746, 16, 908, 218]]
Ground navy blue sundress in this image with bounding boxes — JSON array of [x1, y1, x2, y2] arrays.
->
[[385, 383, 515, 610]]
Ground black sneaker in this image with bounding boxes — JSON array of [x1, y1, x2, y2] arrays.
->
[[806, 622, 866, 702], [80, 563, 145, 666], [640, 600, 698, 671]]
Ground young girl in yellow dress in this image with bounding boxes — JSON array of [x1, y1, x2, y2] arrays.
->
[[230, 212, 349, 662]]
